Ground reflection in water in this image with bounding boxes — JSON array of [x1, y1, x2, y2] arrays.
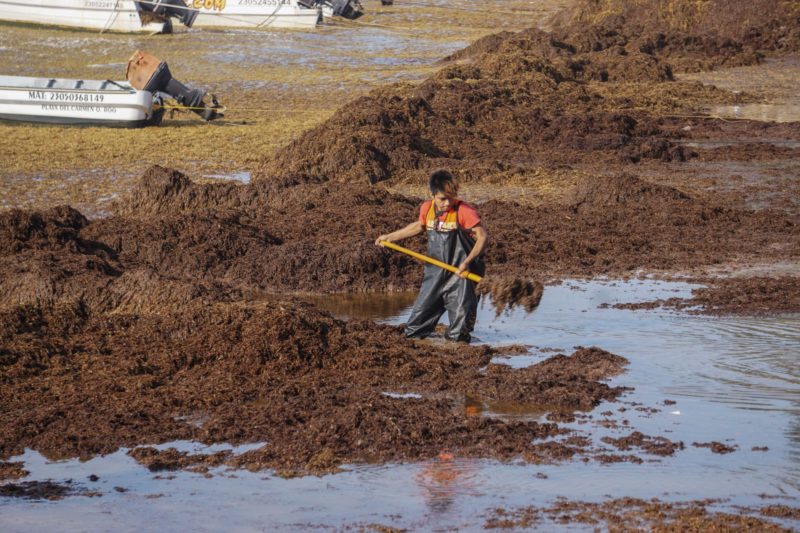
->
[[414, 452, 481, 514], [465, 395, 548, 421], [303, 291, 417, 321]]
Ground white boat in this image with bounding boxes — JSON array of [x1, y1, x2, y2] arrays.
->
[[0, 0, 197, 33], [0, 50, 225, 127], [188, 0, 321, 29], [0, 76, 162, 127]]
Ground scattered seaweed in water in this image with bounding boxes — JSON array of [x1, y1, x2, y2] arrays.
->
[[693, 441, 738, 454], [485, 498, 798, 531], [760, 505, 800, 520], [127, 447, 232, 474], [0, 481, 76, 500], [608, 277, 800, 316], [0, 461, 29, 481], [602, 431, 685, 456]]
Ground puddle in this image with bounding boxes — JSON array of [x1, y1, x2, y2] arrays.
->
[[3, 279, 798, 530], [710, 103, 800, 123], [203, 171, 251, 183], [647, 157, 800, 212], [682, 57, 800, 124], [683, 139, 800, 149]]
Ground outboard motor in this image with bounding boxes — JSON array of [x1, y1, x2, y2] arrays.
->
[[330, 0, 363, 18], [299, 0, 364, 20], [125, 50, 223, 122], [135, 0, 198, 28]]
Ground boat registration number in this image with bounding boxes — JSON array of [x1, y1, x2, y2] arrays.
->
[[28, 91, 106, 103]]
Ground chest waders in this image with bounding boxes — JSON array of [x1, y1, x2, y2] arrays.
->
[[403, 203, 485, 343]]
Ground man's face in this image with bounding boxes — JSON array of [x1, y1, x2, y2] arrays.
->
[[432, 192, 454, 212]]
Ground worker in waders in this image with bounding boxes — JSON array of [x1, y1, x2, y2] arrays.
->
[[375, 170, 488, 342]]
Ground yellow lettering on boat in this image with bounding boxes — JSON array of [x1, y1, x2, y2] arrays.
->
[[194, 0, 226, 10]]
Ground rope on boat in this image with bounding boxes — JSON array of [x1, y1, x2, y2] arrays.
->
[[100, 0, 123, 33]]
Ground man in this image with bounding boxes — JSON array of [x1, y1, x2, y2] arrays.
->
[[375, 170, 488, 342]]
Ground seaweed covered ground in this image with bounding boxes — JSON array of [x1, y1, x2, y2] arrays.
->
[[2, 0, 800, 529]]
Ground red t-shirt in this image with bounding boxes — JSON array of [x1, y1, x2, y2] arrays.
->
[[418, 199, 481, 229]]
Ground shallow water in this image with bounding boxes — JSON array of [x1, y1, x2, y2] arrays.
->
[[711, 103, 800, 123], [2, 279, 798, 530], [684, 56, 800, 124]]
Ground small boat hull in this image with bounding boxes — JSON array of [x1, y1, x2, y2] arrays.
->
[[189, 0, 320, 29], [0, 76, 158, 128], [0, 0, 170, 33]]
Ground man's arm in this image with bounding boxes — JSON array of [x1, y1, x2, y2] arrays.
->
[[375, 221, 425, 246], [456, 224, 488, 277]]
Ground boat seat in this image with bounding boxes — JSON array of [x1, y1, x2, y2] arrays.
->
[[46, 79, 57, 88], [73, 80, 84, 89]]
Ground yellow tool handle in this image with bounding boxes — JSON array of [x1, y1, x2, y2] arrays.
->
[[379, 241, 483, 283]]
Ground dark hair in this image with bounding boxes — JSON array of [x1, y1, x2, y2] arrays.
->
[[429, 170, 459, 196]]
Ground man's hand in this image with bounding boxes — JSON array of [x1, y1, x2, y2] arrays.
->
[[376, 221, 424, 247], [456, 260, 470, 278]]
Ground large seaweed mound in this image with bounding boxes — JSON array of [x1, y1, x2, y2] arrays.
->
[[253, 1, 799, 188], [553, 0, 800, 67], [0, 294, 629, 473], [253, 28, 683, 187]]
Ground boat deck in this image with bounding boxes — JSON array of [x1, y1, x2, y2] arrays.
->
[[0, 76, 135, 92]]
